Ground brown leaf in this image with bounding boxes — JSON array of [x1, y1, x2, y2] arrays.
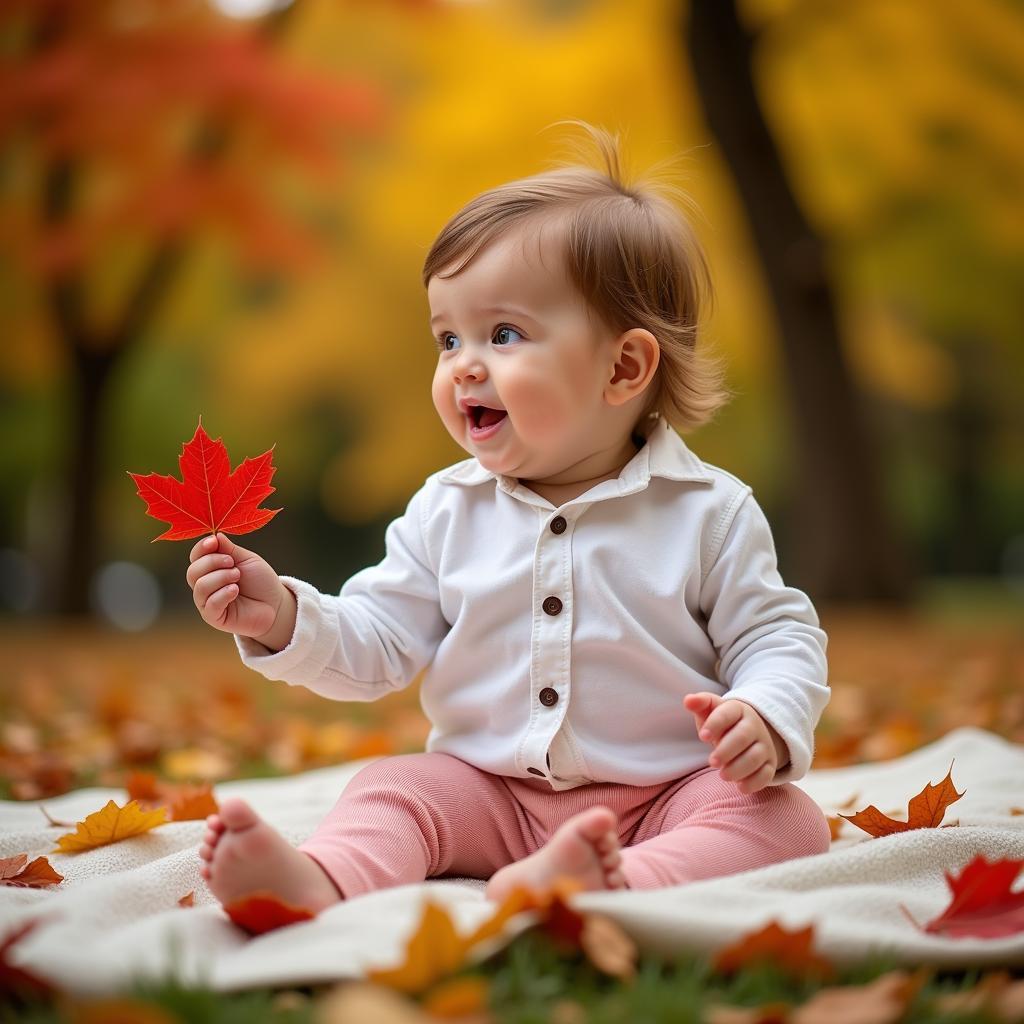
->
[[127, 771, 219, 821], [839, 763, 963, 838], [52, 800, 169, 853], [66, 998, 179, 1023], [789, 968, 927, 1024], [0, 853, 63, 889], [0, 918, 57, 1003], [318, 981, 431, 1023], [713, 920, 835, 982], [178, 891, 195, 908], [705, 1004, 791, 1024], [579, 913, 637, 980]]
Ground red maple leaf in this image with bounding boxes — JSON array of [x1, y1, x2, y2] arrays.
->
[[901, 852, 1024, 939], [128, 418, 282, 541], [224, 891, 316, 935]]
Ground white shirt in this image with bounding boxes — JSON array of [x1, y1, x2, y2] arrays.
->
[[236, 415, 830, 791]]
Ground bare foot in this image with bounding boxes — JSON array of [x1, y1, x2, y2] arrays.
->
[[484, 805, 627, 903], [199, 797, 343, 912]]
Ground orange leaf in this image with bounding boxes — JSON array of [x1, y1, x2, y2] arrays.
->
[[68, 998, 179, 1024], [367, 901, 466, 994], [713, 920, 835, 982], [0, 853, 63, 889], [178, 891, 195, 908], [901, 852, 1024, 939], [839, 762, 963, 837], [128, 418, 282, 542], [52, 800, 169, 853], [223, 891, 316, 936], [421, 975, 491, 1018], [127, 772, 219, 821], [579, 913, 638, 981]]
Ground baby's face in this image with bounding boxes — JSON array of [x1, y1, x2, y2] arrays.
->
[[427, 223, 621, 482]]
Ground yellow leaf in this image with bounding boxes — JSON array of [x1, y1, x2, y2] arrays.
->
[[52, 800, 169, 854], [366, 901, 467, 995]]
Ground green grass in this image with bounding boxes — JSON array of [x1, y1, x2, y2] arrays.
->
[[3, 926, 1019, 1024]]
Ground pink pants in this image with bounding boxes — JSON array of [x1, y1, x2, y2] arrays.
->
[[298, 751, 831, 899]]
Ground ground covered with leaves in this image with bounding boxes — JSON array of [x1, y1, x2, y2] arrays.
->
[[2, 593, 1023, 1022]]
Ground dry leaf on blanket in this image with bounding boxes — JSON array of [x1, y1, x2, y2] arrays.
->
[[839, 762, 963, 837], [0, 853, 63, 889], [788, 968, 928, 1024], [223, 891, 316, 935], [900, 852, 1024, 940], [52, 800, 169, 853], [0, 919, 57, 1003], [178, 891, 195, 908], [368, 901, 466, 994], [126, 771, 219, 821], [713, 920, 835, 982]]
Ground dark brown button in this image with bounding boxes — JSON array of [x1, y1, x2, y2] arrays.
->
[[542, 596, 563, 616], [539, 687, 559, 707], [527, 766, 545, 776], [550, 516, 567, 534]]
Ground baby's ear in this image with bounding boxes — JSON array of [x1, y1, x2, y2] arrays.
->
[[605, 328, 659, 406]]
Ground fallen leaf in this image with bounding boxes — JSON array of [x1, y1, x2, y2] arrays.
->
[[713, 920, 835, 982], [579, 913, 637, 981], [127, 771, 218, 821], [223, 891, 316, 935], [931, 969, 1013, 1017], [789, 968, 927, 1024], [178, 891, 195, 908], [421, 975, 491, 1018], [66, 998, 179, 1023], [0, 853, 63, 889], [367, 901, 466, 994], [839, 763, 963, 837], [128, 418, 281, 541], [318, 981, 431, 1023], [704, 1003, 791, 1024], [902, 852, 1024, 939], [52, 800, 169, 853], [0, 919, 57, 1004]]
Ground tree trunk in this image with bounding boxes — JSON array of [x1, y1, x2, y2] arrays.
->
[[685, 0, 913, 602], [56, 346, 117, 616]]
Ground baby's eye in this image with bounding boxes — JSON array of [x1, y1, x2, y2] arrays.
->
[[438, 333, 460, 352], [493, 325, 523, 346]]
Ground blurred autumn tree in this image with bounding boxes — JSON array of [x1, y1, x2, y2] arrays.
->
[[688, 0, 910, 602], [0, 0, 387, 614]]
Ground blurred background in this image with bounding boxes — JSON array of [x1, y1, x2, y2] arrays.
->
[[1, 0, 1022, 799]]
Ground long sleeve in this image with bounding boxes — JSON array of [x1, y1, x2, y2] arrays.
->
[[699, 492, 830, 784], [235, 480, 449, 701]]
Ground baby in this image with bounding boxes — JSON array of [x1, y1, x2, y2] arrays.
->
[[187, 123, 831, 912]]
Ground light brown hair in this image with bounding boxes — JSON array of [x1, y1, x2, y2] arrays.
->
[[421, 120, 732, 433]]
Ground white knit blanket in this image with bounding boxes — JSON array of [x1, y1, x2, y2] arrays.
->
[[1, 725, 1022, 995]]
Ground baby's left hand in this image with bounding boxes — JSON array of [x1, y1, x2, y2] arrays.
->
[[683, 692, 789, 795]]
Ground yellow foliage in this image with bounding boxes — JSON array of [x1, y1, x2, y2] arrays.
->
[[52, 800, 169, 854]]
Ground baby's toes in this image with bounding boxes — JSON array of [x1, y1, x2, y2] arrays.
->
[[205, 814, 225, 835], [199, 843, 214, 862]]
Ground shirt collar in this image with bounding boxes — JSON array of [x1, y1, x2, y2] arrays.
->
[[437, 414, 714, 493]]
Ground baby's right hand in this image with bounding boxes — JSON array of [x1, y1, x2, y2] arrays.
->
[[186, 533, 289, 643]]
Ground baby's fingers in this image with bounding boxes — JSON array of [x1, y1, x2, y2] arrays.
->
[[199, 580, 239, 625], [189, 535, 219, 563], [193, 568, 241, 612]]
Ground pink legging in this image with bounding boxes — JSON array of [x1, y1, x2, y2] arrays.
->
[[298, 751, 831, 899]]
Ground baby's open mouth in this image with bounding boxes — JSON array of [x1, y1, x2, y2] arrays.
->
[[469, 406, 508, 430]]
